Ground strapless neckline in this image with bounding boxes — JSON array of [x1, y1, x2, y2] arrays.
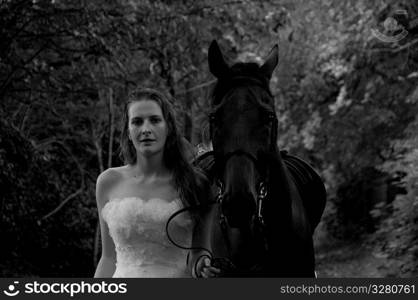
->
[[103, 197, 183, 222], [108, 196, 181, 205]]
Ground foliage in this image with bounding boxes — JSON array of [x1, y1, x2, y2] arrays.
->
[[370, 117, 418, 276], [0, 119, 96, 276], [0, 0, 416, 276], [273, 0, 418, 275]]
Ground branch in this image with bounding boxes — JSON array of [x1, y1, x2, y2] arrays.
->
[[37, 141, 85, 222], [107, 87, 114, 169], [35, 137, 57, 149], [0, 43, 47, 98], [19, 103, 31, 133], [370, 38, 418, 53], [91, 120, 105, 173], [12, 103, 25, 122], [38, 187, 84, 223], [176, 79, 216, 95], [392, 38, 418, 53]]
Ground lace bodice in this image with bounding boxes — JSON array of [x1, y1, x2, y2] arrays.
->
[[101, 197, 192, 278]]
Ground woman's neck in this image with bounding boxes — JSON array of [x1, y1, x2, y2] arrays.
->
[[133, 152, 168, 179]]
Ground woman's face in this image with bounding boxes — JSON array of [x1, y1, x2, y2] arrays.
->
[[128, 99, 168, 158]]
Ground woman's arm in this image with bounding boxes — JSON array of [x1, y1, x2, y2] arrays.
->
[[93, 169, 117, 278], [94, 256, 116, 278], [188, 205, 215, 277], [188, 172, 220, 278]]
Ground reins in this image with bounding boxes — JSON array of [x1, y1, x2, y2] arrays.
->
[[164, 196, 240, 276]]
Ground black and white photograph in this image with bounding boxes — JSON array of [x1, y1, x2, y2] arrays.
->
[[0, 0, 417, 282]]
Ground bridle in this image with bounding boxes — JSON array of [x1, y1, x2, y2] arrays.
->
[[206, 76, 279, 273]]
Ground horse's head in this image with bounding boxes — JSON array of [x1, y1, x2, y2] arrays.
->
[[208, 40, 278, 231]]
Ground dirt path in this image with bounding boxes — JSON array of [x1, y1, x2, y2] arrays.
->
[[315, 242, 403, 278]]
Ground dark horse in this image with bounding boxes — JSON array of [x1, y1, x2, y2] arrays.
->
[[194, 41, 326, 277]]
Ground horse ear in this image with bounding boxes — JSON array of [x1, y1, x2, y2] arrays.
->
[[208, 40, 229, 78], [260, 45, 279, 78]]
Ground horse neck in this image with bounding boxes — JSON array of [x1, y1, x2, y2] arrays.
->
[[267, 148, 311, 237], [265, 149, 296, 208]]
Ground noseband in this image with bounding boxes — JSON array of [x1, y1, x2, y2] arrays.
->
[[213, 151, 269, 227], [210, 171, 270, 275]]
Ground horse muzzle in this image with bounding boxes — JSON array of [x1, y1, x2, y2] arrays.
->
[[221, 191, 256, 228]]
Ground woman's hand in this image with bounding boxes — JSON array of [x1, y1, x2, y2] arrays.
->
[[194, 256, 221, 278]]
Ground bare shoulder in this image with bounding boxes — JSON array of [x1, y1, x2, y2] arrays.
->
[[96, 166, 125, 186], [96, 166, 127, 207]]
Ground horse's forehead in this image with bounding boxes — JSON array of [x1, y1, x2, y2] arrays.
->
[[230, 62, 261, 75], [224, 87, 259, 110]]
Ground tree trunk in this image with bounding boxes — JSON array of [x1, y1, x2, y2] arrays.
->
[[183, 81, 193, 142], [92, 131, 104, 268], [107, 87, 114, 169]]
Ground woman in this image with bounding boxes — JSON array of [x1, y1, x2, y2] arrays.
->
[[94, 87, 219, 278]]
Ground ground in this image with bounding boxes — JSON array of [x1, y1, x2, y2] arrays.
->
[[315, 239, 415, 278]]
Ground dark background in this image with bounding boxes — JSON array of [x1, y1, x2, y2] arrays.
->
[[0, 0, 417, 277]]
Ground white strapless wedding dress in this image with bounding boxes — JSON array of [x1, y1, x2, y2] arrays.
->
[[101, 197, 192, 278]]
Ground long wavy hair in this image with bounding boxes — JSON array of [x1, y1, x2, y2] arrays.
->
[[120, 87, 202, 209]]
